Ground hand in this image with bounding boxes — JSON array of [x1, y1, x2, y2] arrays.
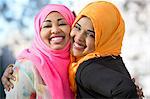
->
[[132, 78, 144, 99], [1, 64, 16, 91], [136, 85, 144, 99]]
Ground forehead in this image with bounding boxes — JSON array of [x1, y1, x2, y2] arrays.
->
[[45, 11, 64, 20], [78, 17, 92, 25], [77, 17, 94, 29]]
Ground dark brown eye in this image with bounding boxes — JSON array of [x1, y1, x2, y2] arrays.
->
[[42, 23, 52, 28], [86, 31, 95, 38], [59, 23, 67, 26], [74, 25, 81, 31], [43, 25, 52, 28], [58, 20, 67, 26]]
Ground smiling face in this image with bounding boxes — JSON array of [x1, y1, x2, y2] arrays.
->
[[71, 17, 95, 57], [40, 11, 71, 50]]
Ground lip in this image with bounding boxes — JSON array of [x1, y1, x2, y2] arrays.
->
[[73, 41, 86, 50], [48, 35, 65, 44], [49, 35, 65, 40]]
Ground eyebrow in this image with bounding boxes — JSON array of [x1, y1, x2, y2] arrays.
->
[[57, 18, 64, 21], [44, 18, 64, 23], [44, 20, 51, 22], [76, 23, 81, 27], [87, 29, 95, 33]]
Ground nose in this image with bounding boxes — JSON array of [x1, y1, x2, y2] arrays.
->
[[75, 30, 85, 42], [51, 25, 60, 34]]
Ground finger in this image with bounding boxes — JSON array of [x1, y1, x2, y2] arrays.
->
[[10, 75, 16, 81], [2, 76, 14, 89], [7, 74, 16, 81], [7, 64, 14, 68], [132, 78, 135, 83], [136, 85, 140, 90], [3, 71, 11, 78], [8, 66, 14, 74], [1, 76, 8, 85], [3, 67, 15, 81], [4, 65, 14, 75], [5, 79, 14, 89], [5, 66, 12, 72], [4, 84, 10, 92], [3, 71, 13, 80], [138, 88, 144, 98], [1, 76, 5, 85], [140, 88, 144, 97]]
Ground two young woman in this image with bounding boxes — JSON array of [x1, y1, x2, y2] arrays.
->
[[2, 1, 143, 99]]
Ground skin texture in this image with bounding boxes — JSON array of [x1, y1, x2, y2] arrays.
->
[[40, 12, 71, 50], [71, 17, 95, 57]]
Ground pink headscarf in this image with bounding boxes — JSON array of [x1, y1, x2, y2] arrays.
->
[[17, 4, 75, 99]]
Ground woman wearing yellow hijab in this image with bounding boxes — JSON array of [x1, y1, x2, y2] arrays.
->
[[69, 1, 139, 98]]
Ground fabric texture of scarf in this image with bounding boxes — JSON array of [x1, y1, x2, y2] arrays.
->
[[69, 1, 125, 92], [17, 4, 75, 99]]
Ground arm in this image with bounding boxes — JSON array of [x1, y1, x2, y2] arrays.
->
[[5, 60, 35, 99], [77, 63, 138, 98]]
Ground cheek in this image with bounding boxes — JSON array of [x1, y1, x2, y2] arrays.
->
[[70, 29, 76, 38], [70, 31, 73, 37], [40, 29, 49, 38], [63, 26, 71, 37], [87, 38, 95, 51], [65, 30, 71, 40], [40, 29, 50, 43], [40, 30, 45, 40], [65, 33, 70, 41]]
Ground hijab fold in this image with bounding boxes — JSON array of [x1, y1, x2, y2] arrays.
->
[[69, 1, 125, 92], [17, 4, 75, 99]]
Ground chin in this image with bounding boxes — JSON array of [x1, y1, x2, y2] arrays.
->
[[50, 46, 64, 50], [72, 51, 83, 57]]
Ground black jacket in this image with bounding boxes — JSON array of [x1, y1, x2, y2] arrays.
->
[[75, 56, 138, 99]]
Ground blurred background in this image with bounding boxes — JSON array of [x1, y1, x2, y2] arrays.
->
[[0, 0, 150, 98]]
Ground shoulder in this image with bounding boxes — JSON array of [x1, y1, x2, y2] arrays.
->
[[77, 56, 130, 77], [76, 57, 103, 75], [76, 56, 129, 83], [14, 59, 35, 72], [76, 58, 102, 83], [75, 57, 137, 96], [13, 59, 35, 81]]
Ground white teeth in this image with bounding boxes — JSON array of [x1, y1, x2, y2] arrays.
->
[[51, 37, 63, 41], [50, 37, 63, 43], [74, 42, 84, 49]]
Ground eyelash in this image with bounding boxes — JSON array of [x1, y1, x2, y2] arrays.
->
[[74, 25, 81, 30], [59, 23, 66, 26], [87, 32, 95, 38], [43, 23, 66, 28], [43, 25, 52, 28], [89, 34, 95, 38], [74, 25, 95, 38]]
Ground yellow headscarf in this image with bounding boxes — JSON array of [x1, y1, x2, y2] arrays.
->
[[69, 1, 125, 93]]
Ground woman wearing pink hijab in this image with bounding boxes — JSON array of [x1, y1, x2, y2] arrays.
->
[[5, 4, 75, 99]]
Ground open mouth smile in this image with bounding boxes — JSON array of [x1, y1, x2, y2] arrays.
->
[[49, 36, 65, 44], [73, 42, 86, 50]]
